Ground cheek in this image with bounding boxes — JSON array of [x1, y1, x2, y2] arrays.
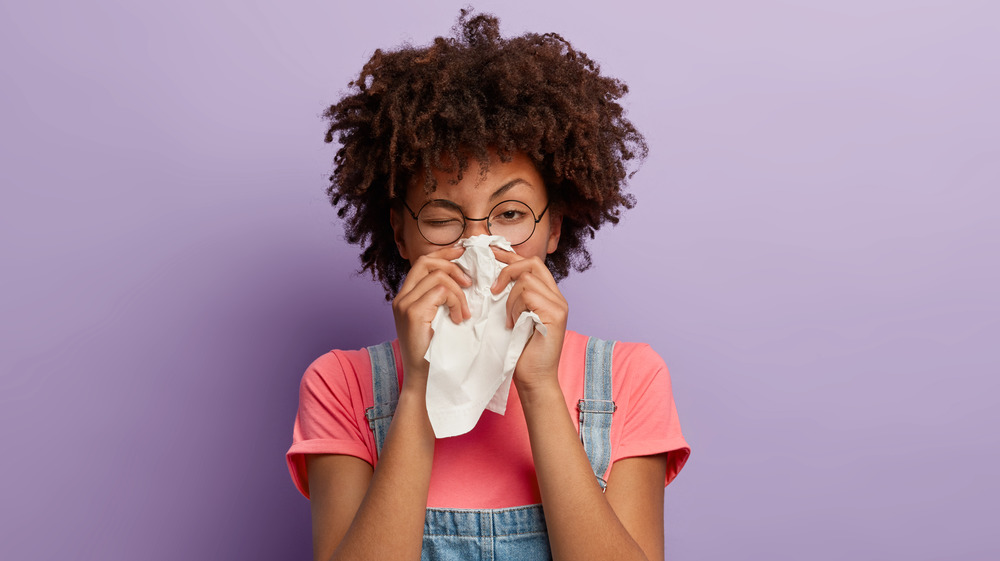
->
[[405, 223, 453, 263], [516, 236, 552, 261], [537, 219, 560, 256], [396, 220, 425, 263]]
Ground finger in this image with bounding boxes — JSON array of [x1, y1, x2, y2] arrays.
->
[[492, 256, 560, 295], [506, 272, 549, 320], [413, 270, 471, 323], [507, 287, 560, 331], [491, 259, 529, 294], [442, 285, 470, 324], [397, 281, 468, 327], [411, 247, 468, 276], [505, 272, 564, 328], [505, 280, 531, 329], [399, 251, 472, 296], [491, 246, 522, 265], [402, 269, 471, 323], [431, 247, 471, 287], [521, 256, 561, 292], [429, 245, 468, 261]]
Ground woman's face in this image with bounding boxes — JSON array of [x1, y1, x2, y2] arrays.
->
[[390, 151, 562, 265]]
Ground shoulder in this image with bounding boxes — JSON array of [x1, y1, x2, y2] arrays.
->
[[297, 343, 392, 413], [299, 340, 404, 408], [563, 331, 672, 403], [560, 331, 670, 396], [288, 344, 389, 498], [611, 340, 668, 377], [562, 330, 667, 377], [300, 348, 369, 394], [302, 347, 372, 382], [610, 340, 672, 403]]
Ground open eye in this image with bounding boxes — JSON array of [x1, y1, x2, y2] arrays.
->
[[497, 209, 526, 221], [490, 201, 532, 225]]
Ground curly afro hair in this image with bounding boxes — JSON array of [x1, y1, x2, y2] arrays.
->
[[323, 9, 647, 299]]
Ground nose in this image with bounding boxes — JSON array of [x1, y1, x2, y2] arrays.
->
[[463, 217, 491, 238]]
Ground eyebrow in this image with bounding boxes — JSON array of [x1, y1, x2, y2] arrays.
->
[[489, 179, 529, 201]]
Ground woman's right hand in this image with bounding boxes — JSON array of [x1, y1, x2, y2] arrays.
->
[[310, 251, 468, 561], [391, 246, 472, 389]]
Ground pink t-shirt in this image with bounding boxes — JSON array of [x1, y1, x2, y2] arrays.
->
[[286, 330, 690, 509]]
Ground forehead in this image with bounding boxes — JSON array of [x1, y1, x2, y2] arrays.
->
[[407, 152, 546, 205]]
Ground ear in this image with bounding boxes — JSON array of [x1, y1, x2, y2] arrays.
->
[[389, 206, 411, 261], [545, 210, 562, 255]]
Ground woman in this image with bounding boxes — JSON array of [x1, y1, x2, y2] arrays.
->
[[286, 10, 690, 561]]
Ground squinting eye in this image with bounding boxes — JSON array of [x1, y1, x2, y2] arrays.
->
[[423, 218, 461, 227]]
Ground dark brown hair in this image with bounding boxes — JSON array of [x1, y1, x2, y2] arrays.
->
[[323, 9, 647, 298]]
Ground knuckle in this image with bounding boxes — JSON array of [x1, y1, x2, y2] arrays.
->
[[413, 254, 436, 269], [433, 285, 452, 301]]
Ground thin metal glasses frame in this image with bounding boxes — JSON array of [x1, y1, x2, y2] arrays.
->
[[401, 198, 550, 246]]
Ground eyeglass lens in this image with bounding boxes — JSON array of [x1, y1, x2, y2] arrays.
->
[[416, 200, 538, 245]]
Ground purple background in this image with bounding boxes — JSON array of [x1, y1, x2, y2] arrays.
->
[[2, 1, 997, 559]]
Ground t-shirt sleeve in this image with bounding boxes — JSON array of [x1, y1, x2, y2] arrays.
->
[[285, 350, 375, 499], [612, 343, 691, 486]]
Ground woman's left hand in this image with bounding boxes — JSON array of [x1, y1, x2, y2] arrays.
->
[[491, 248, 568, 393]]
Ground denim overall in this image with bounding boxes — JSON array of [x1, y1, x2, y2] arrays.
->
[[364, 337, 617, 561]]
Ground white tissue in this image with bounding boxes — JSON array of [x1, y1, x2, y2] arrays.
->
[[423, 235, 547, 438]]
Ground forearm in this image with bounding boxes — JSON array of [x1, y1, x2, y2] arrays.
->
[[329, 382, 434, 561], [520, 380, 650, 561]]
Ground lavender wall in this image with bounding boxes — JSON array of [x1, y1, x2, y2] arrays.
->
[[2, 1, 997, 559]]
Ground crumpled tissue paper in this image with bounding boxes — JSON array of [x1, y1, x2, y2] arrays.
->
[[423, 234, 547, 438]]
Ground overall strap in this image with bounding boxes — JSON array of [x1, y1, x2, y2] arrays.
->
[[364, 341, 398, 457], [578, 336, 617, 491]]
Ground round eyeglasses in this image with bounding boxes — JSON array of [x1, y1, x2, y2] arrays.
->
[[401, 198, 550, 246]]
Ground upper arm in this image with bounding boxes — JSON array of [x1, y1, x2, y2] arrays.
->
[[604, 453, 669, 561], [305, 454, 374, 561]]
